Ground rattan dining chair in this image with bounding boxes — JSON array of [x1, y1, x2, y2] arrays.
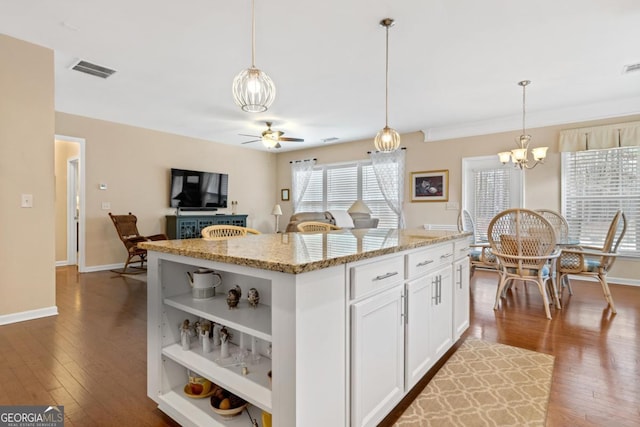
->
[[556, 210, 626, 313], [458, 210, 497, 276], [488, 208, 560, 319], [201, 225, 261, 240], [535, 209, 573, 294], [296, 221, 342, 232]]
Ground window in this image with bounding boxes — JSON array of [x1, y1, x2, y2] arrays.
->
[[295, 161, 399, 228], [462, 156, 523, 241], [562, 146, 639, 257]]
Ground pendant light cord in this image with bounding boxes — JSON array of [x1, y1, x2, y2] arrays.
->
[[384, 24, 389, 127], [521, 82, 526, 136], [251, 0, 256, 67]]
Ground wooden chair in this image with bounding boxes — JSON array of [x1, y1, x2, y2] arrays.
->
[[536, 209, 572, 294], [201, 225, 261, 240], [488, 208, 560, 319], [296, 221, 341, 232], [556, 210, 626, 313], [458, 209, 497, 276], [108, 212, 168, 274]]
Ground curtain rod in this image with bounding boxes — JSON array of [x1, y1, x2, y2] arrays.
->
[[367, 147, 407, 154], [289, 158, 317, 164]]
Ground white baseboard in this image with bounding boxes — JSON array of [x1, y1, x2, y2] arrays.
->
[[56, 260, 68, 267], [82, 263, 125, 273], [568, 274, 639, 287], [0, 306, 58, 326]]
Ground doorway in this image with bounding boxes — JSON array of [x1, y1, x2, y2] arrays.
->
[[55, 135, 86, 272]]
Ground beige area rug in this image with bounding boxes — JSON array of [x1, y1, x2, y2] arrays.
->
[[394, 338, 554, 427]]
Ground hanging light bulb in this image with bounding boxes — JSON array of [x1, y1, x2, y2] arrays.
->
[[374, 18, 401, 153], [232, 0, 275, 113]]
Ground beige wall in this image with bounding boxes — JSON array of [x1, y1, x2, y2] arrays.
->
[[55, 113, 278, 268], [54, 140, 80, 262], [0, 35, 56, 317], [275, 115, 640, 282]]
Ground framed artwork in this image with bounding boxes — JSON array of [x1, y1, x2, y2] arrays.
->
[[411, 170, 449, 202], [281, 188, 290, 201]]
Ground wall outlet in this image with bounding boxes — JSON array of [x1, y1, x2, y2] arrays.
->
[[21, 194, 33, 208], [101, 202, 111, 210]]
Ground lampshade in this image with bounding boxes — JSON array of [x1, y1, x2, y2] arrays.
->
[[271, 204, 282, 216], [348, 200, 371, 214]]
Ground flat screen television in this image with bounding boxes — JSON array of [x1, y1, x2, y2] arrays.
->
[[170, 168, 228, 210]]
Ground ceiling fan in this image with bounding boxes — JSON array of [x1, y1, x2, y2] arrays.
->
[[240, 122, 305, 149]]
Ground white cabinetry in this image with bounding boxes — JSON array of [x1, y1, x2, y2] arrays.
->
[[405, 244, 453, 390], [453, 239, 471, 340]]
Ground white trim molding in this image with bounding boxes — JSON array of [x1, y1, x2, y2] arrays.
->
[[0, 306, 58, 326]]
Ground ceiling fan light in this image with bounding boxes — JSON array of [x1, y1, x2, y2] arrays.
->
[[261, 135, 278, 148], [232, 67, 276, 113], [374, 126, 401, 152]]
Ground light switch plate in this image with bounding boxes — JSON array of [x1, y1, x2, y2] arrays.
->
[[101, 202, 111, 210], [445, 202, 460, 211], [21, 194, 33, 208]]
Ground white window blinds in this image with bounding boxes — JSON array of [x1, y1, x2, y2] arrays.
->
[[473, 168, 512, 241], [562, 146, 639, 256], [293, 161, 399, 228]]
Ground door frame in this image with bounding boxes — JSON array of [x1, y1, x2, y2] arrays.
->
[[56, 134, 87, 272], [67, 157, 80, 265]]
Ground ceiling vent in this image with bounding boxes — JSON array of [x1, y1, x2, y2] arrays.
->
[[623, 62, 640, 74], [70, 60, 116, 79]]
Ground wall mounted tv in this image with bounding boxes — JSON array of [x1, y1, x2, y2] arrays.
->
[[170, 168, 228, 210]]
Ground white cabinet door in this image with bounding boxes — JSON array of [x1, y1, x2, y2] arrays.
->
[[405, 275, 433, 390], [453, 257, 470, 340], [351, 285, 405, 427], [430, 265, 453, 361]]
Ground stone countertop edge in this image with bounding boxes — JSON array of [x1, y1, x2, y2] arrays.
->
[[139, 231, 472, 275]]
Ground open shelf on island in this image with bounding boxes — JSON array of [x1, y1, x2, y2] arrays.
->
[[158, 388, 263, 427], [162, 342, 272, 412], [165, 292, 272, 341]]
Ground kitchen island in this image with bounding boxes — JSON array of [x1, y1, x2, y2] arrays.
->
[[141, 228, 471, 427]]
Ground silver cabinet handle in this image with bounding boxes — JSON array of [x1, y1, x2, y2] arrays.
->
[[440, 253, 453, 259], [416, 259, 434, 267], [457, 265, 463, 289], [432, 277, 438, 304], [372, 271, 399, 281]]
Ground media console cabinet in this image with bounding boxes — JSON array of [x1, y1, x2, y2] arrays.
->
[[141, 228, 471, 426], [165, 214, 248, 239]]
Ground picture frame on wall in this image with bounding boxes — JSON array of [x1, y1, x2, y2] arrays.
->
[[411, 170, 449, 202], [281, 188, 290, 201]]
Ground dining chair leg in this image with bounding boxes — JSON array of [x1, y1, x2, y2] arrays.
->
[[536, 279, 552, 320], [598, 273, 617, 314], [494, 275, 510, 311]]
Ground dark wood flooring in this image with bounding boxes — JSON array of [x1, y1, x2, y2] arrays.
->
[[1, 267, 638, 426]]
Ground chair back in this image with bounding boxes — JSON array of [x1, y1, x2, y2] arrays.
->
[[109, 212, 143, 249], [297, 221, 341, 232], [488, 209, 557, 274], [535, 209, 569, 243], [201, 225, 260, 240], [600, 210, 627, 271]]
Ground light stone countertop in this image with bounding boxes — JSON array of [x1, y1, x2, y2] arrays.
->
[[139, 228, 472, 274]]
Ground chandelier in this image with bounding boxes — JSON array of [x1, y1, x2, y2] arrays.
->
[[374, 18, 401, 153], [498, 80, 548, 169], [232, 0, 275, 113]]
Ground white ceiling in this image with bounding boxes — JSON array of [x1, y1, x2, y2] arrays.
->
[[2, 0, 640, 152]]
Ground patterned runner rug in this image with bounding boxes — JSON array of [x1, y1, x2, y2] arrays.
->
[[394, 338, 554, 427]]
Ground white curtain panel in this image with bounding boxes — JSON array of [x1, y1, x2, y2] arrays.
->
[[370, 149, 406, 229], [559, 121, 640, 152], [291, 159, 316, 213]]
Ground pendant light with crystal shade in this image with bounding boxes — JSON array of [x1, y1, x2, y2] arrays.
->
[[374, 18, 401, 153], [498, 80, 548, 169], [232, 0, 275, 113]]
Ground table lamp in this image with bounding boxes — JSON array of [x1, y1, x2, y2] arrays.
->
[[271, 204, 283, 233]]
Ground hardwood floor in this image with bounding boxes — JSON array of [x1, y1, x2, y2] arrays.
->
[[1, 267, 638, 426]]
